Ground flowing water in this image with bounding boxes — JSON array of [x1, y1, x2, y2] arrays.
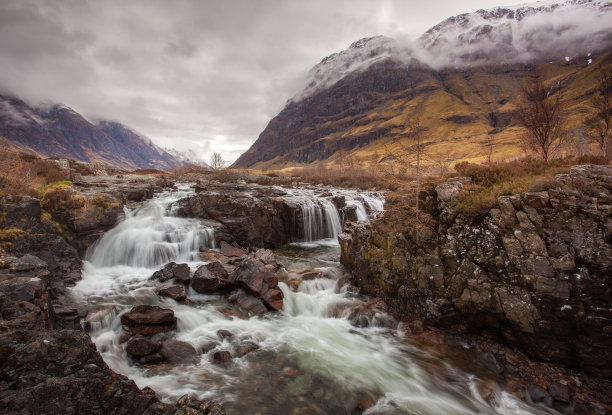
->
[[71, 185, 556, 415]]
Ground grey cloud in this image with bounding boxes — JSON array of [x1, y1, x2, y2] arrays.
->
[[0, 0, 521, 163]]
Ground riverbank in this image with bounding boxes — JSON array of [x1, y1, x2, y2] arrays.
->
[[1, 169, 611, 414]]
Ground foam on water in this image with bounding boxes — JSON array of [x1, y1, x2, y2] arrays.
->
[[71, 186, 555, 415]]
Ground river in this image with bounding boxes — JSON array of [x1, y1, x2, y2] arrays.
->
[[71, 184, 556, 415]]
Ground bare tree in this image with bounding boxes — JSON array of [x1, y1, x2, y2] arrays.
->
[[481, 135, 495, 166], [586, 68, 612, 159], [210, 152, 225, 170], [515, 73, 567, 162], [383, 114, 427, 221]]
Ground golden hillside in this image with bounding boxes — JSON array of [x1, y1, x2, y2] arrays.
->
[[234, 52, 611, 174]]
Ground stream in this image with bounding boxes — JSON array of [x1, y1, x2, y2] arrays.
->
[[71, 185, 556, 415]]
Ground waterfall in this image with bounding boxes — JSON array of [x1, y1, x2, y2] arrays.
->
[[297, 198, 343, 242], [86, 192, 216, 268], [294, 190, 383, 243]]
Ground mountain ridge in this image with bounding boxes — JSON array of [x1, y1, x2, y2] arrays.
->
[[233, 0, 612, 170], [0, 94, 183, 171]]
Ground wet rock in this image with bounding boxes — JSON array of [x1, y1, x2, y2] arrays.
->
[[0, 330, 157, 414], [191, 265, 231, 294], [526, 384, 553, 407], [157, 285, 187, 302], [234, 341, 259, 357], [151, 262, 190, 284], [205, 261, 229, 279], [548, 382, 571, 404], [139, 353, 164, 365], [175, 395, 226, 415], [199, 250, 229, 264], [84, 305, 117, 331], [217, 329, 234, 340], [8, 254, 48, 272], [212, 350, 232, 364], [201, 341, 219, 353], [220, 241, 244, 257], [171, 263, 191, 284], [126, 335, 160, 358], [0, 276, 44, 303], [228, 258, 284, 311], [346, 307, 396, 329], [121, 305, 177, 336], [477, 352, 503, 375], [228, 290, 267, 316], [160, 340, 199, 364]]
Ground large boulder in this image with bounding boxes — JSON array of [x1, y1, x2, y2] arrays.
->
[[160, 340, 199, 364], [121, 305, 177, 336], [228, 258, 283, 311], [228, 290, 268, 316], [151, 262, 190, 284], [126, 335, 160, 358], [191, 265, 231, 294], [157, 285, 187, 302]]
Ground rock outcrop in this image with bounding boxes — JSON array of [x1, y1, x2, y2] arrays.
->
[[0, 195, 224, 414], [339, 165, 612, 378], [41, 175, 167, 255]]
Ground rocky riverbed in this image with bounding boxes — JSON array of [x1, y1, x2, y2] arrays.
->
[[1, 169, 611, 414]]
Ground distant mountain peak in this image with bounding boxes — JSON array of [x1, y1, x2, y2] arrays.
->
[[0, 94, 183, 171], [291, 0, 611, 103]]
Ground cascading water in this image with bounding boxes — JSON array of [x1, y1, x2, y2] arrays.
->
[[291, 188, 383, 243], [71, 186, 555, 415]]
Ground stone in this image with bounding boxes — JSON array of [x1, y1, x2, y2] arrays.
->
[[151, 262, 190, 284], [228, 258, 283, 311], [219, 241, 244, 257], [548, 382, 571, 403], [171, 263, 191, 284], [126, 335, 159, 358], [139, 353, 165, 365], [191, 265, 230, 294], [477, 352, 503, 375], [526, 384, 552, 407], [205, 261, 229, 279], [339, 166, 612, 378], [0, 277, 44, 303], [217, 329, 234, 340], [159, 340, 199, 364], [199, 250, 229, 264], [157, 285, 187, 302], [212, 350, 232, 364], [121, 305, 177, 336], [9, 254, 48, 272], [228, 290, 267, 315], [234, 341, 259, 357]]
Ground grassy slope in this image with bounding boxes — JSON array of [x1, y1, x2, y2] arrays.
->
[[248, 52, 611, 173]]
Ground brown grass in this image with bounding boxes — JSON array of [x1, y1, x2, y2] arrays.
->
[[0, 138, 69, 198]]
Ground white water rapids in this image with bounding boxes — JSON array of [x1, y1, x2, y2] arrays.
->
[[71, 186, 556, 415]]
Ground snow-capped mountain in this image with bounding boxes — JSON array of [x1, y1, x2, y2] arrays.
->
[[292, 0, 611, 102], [233, 0, 612, 170], [0, 94, 183, 171]]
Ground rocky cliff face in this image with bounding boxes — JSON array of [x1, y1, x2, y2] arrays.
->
[[339, 165, 612, 378]]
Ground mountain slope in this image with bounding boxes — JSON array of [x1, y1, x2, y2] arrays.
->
[[233, 0, 612, 170], [0, 95, 182, 171]]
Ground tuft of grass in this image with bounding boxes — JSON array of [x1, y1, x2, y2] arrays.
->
[[38, 181, 72, 198]]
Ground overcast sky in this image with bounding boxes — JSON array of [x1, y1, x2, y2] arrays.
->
[[0, 0, 520, 163]]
